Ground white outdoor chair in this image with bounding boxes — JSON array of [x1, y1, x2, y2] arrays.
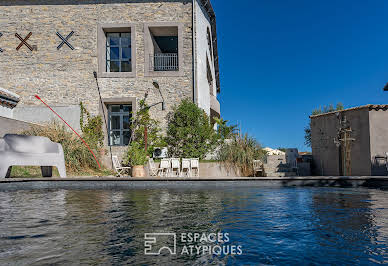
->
[[170, 158, 181, 177], [190, 158, 200, 177], [148, 158, 162, 177], [253, 159, 263, 177], [159, 158, 171, 177], [112, 155, 131, 177], [181, 158, 191, 177], [0, 134, 66, 178]]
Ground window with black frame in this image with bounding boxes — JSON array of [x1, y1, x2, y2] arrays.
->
[[106, 32, 132, 72], [108, 104, 132, 146]]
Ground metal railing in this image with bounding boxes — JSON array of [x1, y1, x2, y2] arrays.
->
[[150, 53, 179, 71]]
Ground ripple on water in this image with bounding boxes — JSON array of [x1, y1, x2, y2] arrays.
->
[[0, 187, 387, 265]]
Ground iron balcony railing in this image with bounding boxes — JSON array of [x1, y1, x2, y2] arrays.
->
[[150, 53, 179, 71]]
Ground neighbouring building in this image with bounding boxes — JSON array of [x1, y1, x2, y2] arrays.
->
[[310, 105, 388, 176], [0, 87, 20, 119], [0, 87, 39, 137], [0, 0, 221, 163]]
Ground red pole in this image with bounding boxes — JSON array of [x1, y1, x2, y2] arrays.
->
[[35, 95, 101, 169], [144, 126, 148, 152]]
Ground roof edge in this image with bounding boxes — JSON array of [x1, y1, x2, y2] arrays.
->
[[309, 104, 388, 119], [198, 0, 220, 93]]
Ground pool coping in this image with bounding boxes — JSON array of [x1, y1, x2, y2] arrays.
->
[[0, 176, 387, 190], [1, 176, 388, 182]]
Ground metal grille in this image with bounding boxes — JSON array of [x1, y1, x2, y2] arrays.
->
[[150, 53, 178, 71]]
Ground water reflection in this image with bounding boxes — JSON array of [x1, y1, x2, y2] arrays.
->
[[0, 187, 387, 265]]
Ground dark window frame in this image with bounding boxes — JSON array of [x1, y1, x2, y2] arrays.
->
[[108, 104, 132, 146], [97, 23, 136, 78], [106, 32, 132, 73]]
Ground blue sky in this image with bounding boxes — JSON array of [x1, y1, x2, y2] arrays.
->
[[212, 0, 388, 151]]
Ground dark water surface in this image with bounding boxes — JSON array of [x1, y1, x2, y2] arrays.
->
[[0, 187, 387, 265]]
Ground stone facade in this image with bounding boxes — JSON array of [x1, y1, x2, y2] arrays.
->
[[0, 0, 221, 161], [0, 0, 193, 119]]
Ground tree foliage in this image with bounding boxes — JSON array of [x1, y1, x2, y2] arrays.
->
[[80, 102, 104, 150], [130, 99, 165, 156], [214, 117, 238, 140], [305, 102, 344, 147], [124, 99, 164, 166], [124, 141, 148, 166], [165, 99, 218, 159]]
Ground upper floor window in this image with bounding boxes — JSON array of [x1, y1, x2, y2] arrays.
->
[[207, 27, 214, 61], [97, 23, 136, 78], [106, 33, 132, 73], [206, 57, 214, 96], [149, 27, 179, 72], [144, 22, 184, 77]]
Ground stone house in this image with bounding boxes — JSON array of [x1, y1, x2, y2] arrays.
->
[[310, 105, 388, 176], [0, 0, 221, 162]]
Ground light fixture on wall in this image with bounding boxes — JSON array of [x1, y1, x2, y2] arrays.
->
[[144, 81, 166, 111]]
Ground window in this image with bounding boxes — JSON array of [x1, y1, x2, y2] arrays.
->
[[207, 57, 214, 96], [207, 27, 213, 61], [97, 23, 136, 78], [149, 27, 179, 71], [144, 22, 184, 77], [108, 104, 132, 146], [106, 33, 132, 73]]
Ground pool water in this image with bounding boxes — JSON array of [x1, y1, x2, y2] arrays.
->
[[0, 187, 387, 265]]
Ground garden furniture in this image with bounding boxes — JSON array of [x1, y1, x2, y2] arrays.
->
[[148, 158, 162, 177], [190, 158, 200, 177], [112, 155, 131, 177], [0, 134, 66, 178], [170, 158, 181, 177], [159, 158, 171, 177], [253, 159, 264, 177], [181, 158, 191, 177]]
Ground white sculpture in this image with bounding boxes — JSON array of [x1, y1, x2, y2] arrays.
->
[[0, 134, 67, 178]]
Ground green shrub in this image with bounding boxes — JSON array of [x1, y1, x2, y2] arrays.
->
[[80, 102, 104, 150], [165, 99, 218, 159], [124, 141, 148, 166], [217, 133, 267, 176], [130, 99, 165, 156], [22, 122, 100, 173]]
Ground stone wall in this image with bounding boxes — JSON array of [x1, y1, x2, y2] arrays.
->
[[311, 108, 371, 176], [0, 0, 194, 136], [369, 109, 388, 175]]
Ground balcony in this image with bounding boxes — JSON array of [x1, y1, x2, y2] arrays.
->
[[210, 95, 220, 117], [150, 53, 179, 71]]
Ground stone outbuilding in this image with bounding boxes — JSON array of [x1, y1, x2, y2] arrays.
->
[[310, 105, 388, 176]]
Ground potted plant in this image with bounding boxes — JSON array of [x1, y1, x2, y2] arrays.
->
[[125, 141, 148, 177]]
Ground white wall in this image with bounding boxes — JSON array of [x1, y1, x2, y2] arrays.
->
[[0, 105, 13, 118], [194, 0, 217, 115], [13, 105, 81, 131]]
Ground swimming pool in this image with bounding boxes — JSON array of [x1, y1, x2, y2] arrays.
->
[[0, 187, 387, 265]]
